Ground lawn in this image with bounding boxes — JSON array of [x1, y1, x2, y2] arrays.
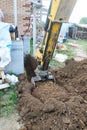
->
[[76, 39, 87, 54], [0, 85, 17, 116]]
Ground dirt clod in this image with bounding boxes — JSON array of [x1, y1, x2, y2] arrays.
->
[[17, 59, 87, 130]]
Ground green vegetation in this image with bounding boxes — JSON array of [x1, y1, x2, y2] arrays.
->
[[50, 43, 75, 69], [0, 85, 17, 116], [0, 91, 4, 99], [50, 59, 65, 69], [30, 38, 33, 55], [50, 39, 87, 69], [76, 39, 87, 54], [69, 39, 87, 54], [79, 17, 87, 24], [56, 44, 75, 59], [70, 39, 87, 46]]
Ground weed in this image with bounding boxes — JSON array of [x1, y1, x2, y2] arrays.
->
[[0, 90, 4, 99], [0, 85, 17, 116], [50, 45, 74, 69], [56, 44, 75, 59], [30, 39, 33, 55], [77, 40, 87, 54], [50, 39, 87, 77], [50, 59, 65, 69], [69, 39, 87, 54]]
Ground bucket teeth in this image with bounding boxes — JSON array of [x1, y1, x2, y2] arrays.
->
[[31, 71, 55, 86]]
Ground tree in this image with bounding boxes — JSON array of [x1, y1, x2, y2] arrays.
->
[[79, 17, 87, 24]]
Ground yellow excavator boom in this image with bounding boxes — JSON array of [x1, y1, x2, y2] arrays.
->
[[31, 0, 77, 84]]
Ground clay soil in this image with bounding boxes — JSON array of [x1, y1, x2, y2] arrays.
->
[[17, 59, 87, 130]]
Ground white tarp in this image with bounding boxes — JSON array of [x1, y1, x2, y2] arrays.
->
[[0, 22, 12, 67]]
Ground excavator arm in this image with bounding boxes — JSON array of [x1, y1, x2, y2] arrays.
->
[[42, 21, 61, 71], [31, 0, 77, 85]]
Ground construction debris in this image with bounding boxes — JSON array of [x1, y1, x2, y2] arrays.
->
[[0, 69, 18, 89], [0, 83, 9, 90], [56, 43, 67, 50], [5, 74, 19, 85]]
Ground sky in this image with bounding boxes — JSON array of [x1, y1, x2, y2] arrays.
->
[[69, 0, 87, 23], [42, 0, 87, 24]]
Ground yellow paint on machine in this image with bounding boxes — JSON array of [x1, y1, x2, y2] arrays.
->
[[49, 0, 61, 21]]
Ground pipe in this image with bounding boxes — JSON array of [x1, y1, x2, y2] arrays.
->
[[33, 5, 36, 56], [13, 0, 17, 26]]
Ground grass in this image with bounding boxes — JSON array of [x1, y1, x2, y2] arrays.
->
[[50, 59, 65, 69], [56, 44, 75, 59], [0, 91, 4, 99], [76, 39, 87, 54], [30, 39, 33, 55], [69, 39, 87, 54], [50, 39, 87, 69], [50, 42, 75, 69], [0, 39, 33, 117], [0, 85, 17, 117]]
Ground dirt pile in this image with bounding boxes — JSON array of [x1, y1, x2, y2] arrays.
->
[[53, 59, 87, 100], [17, 59, 87, 130]]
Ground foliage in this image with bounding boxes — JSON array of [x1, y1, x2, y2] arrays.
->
[[50, 38, 87, 69], [0, 91, 4, 99], [76, 39, 87, 54], [30, 38, 33, 55], [0, 85, 17, 116], [79, 17, 87, 24]]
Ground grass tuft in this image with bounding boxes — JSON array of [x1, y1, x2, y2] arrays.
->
[[0, 85, 17, 116]]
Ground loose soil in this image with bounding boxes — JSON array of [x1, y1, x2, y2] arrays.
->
[[17, 59, 87, 130]]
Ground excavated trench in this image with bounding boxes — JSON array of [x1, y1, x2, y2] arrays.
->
[[17, 58, 87, 130]]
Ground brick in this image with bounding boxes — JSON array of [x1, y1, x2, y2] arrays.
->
[[0, 0, 31, 35]]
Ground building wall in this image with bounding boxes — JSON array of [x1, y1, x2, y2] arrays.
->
[[69, 25, 87, 40], [0, 0, 14, 23], [0, 0, 31, 35]]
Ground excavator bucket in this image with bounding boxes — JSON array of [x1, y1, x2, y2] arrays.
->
[[24, 54, 37, 81], [31, 67, 55, 86]]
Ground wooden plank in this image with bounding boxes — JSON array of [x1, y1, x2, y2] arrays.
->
[[0, 83, 9, 90]]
